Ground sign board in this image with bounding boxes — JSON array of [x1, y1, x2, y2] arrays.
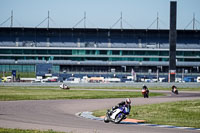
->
[[12, 70, 16, 77]]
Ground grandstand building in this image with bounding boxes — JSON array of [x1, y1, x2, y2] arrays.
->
[[0, 27, 200, 77]]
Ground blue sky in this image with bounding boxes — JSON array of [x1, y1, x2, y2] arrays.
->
[[0, 0, 200, 29]]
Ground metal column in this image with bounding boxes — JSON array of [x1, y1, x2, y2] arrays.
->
[[169, 1, 177, 82]]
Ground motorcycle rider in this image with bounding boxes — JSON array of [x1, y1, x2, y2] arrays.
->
[[142, 84, 149, 98], [110, 98, 131, 115], [172, 85, 178, 94], [60, 83, 69, 89], [142, 84, 148, 91]]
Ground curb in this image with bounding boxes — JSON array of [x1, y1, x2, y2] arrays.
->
[[77, 111, 200, 131]]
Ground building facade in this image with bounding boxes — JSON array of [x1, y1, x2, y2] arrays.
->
[[0, 27, 200, 75]]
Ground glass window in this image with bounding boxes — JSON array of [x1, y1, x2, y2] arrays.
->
[[86, 50, 95, 55], [145, 51, 159, 56], [72, 50, 85, 55], [112, 50, 120, 55], [60, 50, 72, 55], [107, 50, 112, 55], [99, 50, 107, 55], [0, 65, 9, 71], [177, 51, 184, 56], [48, 50, 59, 54], [184, 51, 200, 56], [24, 50, 36, 54], [135, 51, 145, 55], [143, 58, 149, 61], [53, 65, 60, 73], [12, 49, 22, 54], [159, 51, 169, 56], [150, 58, 159, 61], [122, 51, 134, 55], [78, 50, 85, 55], [0, 49, 11, 54]]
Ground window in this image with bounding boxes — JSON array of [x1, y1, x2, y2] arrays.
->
[[112, 50, 120, 55], [60, 50, 72, 55], [99, 50, 107, 55], [86, 50, 95, 55]]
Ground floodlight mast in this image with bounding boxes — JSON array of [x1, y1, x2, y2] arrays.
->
[[120, 12, 123, 30], [36, 11, 55, 28], [84, 12, 86, 28], [111, 12, 123, 30], [73, 12, 87, 28], [0, 10, 14, 27], [184, 13, 200, 30], [11, 10, 13, 27], [156, 12, 159, 29], [147, 12, 159, 29], [48, 11, 50, 29], [0, 10, 22, 27]]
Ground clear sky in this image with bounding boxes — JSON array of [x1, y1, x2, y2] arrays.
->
[[0, 0, 200, 29]]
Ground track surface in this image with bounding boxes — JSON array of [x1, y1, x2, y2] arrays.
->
[[0, 90, 200, 133]]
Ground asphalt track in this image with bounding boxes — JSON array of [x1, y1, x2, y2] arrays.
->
[[0, 90, 200, 133]]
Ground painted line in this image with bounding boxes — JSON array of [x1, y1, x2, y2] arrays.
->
[[77, 111, 200, 131]]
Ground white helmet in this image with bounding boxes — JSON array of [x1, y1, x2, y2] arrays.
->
[[125, 98, 131, 104]]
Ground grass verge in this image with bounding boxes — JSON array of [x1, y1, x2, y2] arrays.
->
[[0, 86, 164, 101], [0, 128, 64, 133], [1, 85, 200, 91], [76, 86, 200, 91], [93, 99, 200, 128]]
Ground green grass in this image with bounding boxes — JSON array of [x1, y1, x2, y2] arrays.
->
[[0, 86, 59, 89], [0, 86, 164, 101], [76, 86, 200, 91], [6, 86, 197, 91], [93, 99, 200, 128], [0, 128, 64, 133], [1, 82, 200, 91], [78, 86, 199, 91], [2, 85, 198, 91]]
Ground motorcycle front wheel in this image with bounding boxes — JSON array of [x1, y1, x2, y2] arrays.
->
[[114, 113, 124, 124], [104, 116, 109, 123]]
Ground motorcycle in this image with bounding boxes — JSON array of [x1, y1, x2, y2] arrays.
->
[[60, 83, 70, 90], [104, 105, 130, 124], [142, 89, 149, 98], [172, 87, 178, 95]]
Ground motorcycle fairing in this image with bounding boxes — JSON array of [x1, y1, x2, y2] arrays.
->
[[110, 108, 121, 120]]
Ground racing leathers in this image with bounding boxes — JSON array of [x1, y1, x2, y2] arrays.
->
[[111, 101, 131, 115]]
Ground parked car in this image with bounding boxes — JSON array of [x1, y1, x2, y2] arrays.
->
[[197, 77, 200, 83]]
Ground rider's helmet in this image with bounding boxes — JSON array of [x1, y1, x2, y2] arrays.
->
[[125, 98, 131, 104], [143, 84, 147, 89]]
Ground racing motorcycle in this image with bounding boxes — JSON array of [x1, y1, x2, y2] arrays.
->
[[104, 105, 130, 124], [142, 89, 149, 98], [60, 83, 70, 90], [172, 86, 178, 95]]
